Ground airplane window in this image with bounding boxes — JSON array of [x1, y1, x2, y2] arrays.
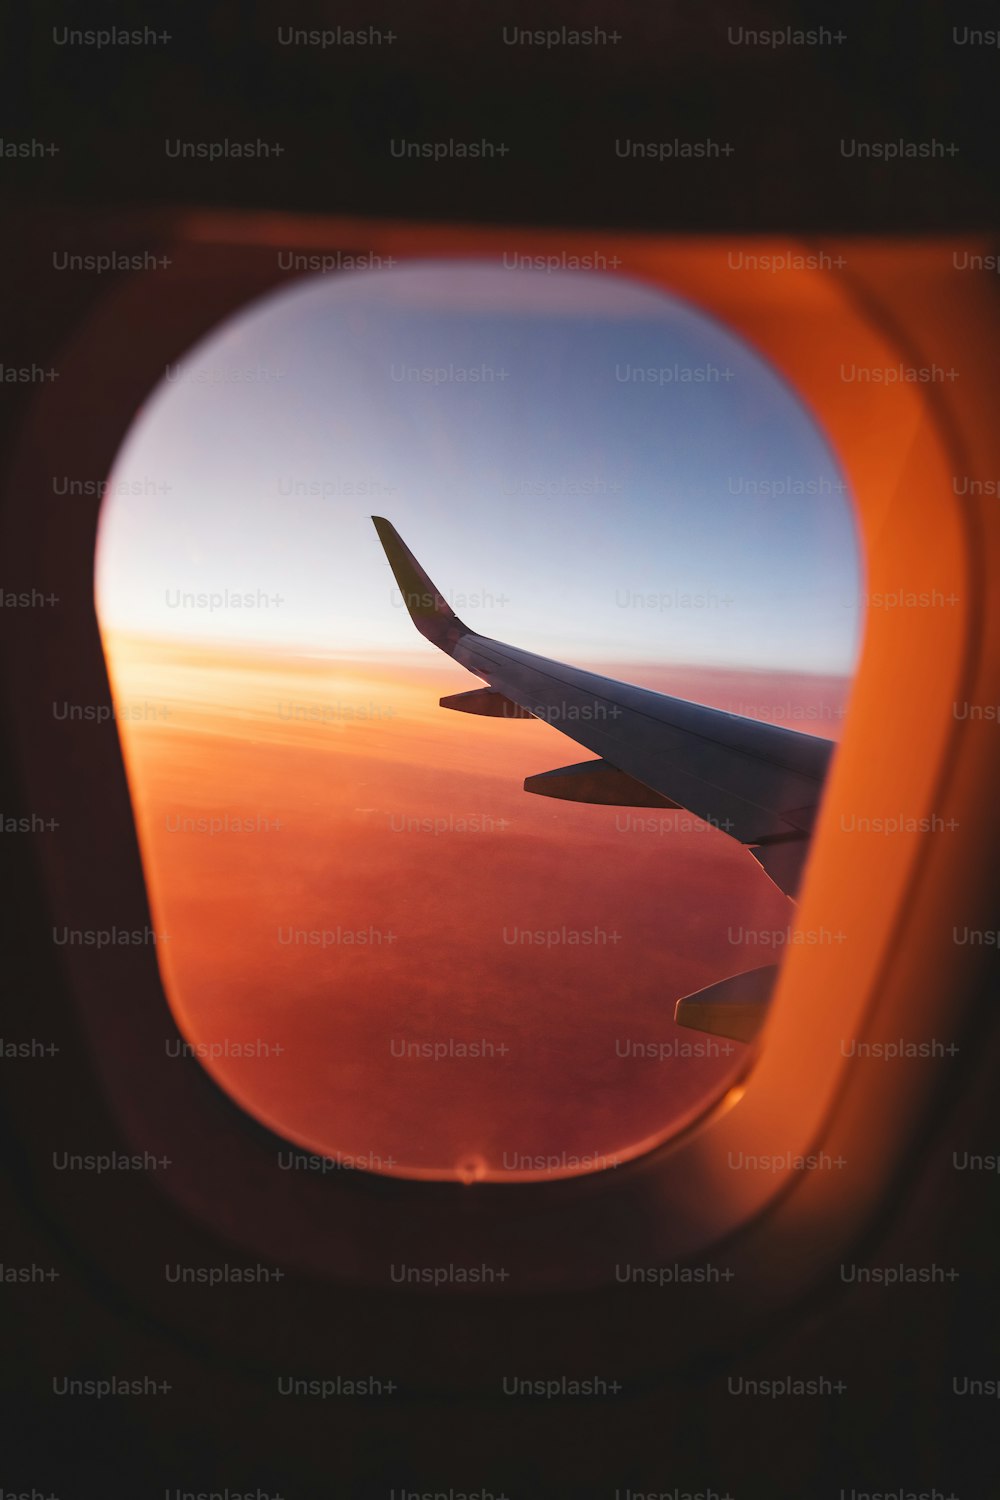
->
[[95, 260, 860, 1181]]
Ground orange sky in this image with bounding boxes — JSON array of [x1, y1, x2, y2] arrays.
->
[[104, 631, 847, 1179]]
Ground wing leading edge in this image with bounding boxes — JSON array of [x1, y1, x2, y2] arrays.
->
[[372, 516, 835, 1040]]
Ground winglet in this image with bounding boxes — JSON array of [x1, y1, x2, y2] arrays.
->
[[371, 516, 469, 654]]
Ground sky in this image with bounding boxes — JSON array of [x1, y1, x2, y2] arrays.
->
[[95, 260, 861, 674]]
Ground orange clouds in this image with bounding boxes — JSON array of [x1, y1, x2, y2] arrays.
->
[[103, 631, 836, 1179]]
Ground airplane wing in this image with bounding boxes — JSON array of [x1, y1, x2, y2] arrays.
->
[[372, 516, 836, 1042]]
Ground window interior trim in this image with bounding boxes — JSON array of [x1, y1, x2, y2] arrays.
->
[[0, 217, 994, 1321]]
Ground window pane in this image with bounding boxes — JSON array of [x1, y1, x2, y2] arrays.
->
[[96, 262, 859, 1180]]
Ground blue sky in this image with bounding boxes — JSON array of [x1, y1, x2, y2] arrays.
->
[[96, 261, 860, 672]]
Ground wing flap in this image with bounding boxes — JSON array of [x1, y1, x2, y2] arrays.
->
[[674, 965, 781, 1043], [523, 759, 683, 808]]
